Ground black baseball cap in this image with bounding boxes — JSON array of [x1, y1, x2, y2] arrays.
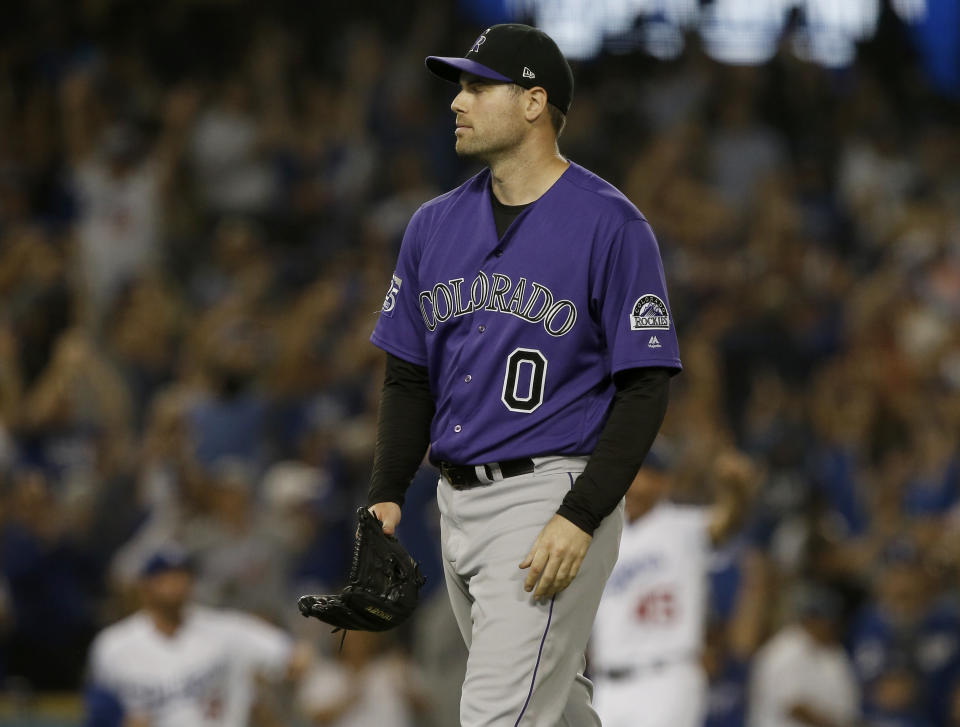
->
[[426, 24, 574, 115]]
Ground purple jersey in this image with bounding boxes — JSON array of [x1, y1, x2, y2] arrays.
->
[[371, 162, 681, 465]]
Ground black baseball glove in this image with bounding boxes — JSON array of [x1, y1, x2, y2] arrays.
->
[[298, 507, 426, 632]]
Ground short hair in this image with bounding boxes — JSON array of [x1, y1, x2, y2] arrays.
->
[[511, 84, 567, 138]]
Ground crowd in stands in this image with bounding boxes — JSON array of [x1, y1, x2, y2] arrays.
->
[[0, 1, 957, 725]]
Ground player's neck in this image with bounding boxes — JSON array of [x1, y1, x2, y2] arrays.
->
[[487, 142, 568, 206], [148, 607, 186, 637]]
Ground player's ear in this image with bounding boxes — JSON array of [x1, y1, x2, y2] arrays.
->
[[523, 86, 548, 124]]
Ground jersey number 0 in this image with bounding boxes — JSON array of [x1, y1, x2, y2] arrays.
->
[[501, 348, 547, 413]]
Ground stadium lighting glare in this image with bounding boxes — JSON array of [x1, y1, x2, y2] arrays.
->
[[503, 0, 929, 67], [892, 0, 928, 22]]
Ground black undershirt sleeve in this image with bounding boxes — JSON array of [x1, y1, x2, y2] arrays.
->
[[556, 367, 671, 535], [366, 353, 435, 508]]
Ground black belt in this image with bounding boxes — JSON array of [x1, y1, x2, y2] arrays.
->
[[439, 457, 535, 489], [595, 656, 692, 681]]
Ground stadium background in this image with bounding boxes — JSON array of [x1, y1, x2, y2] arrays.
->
[[0, 0, 958, 724]]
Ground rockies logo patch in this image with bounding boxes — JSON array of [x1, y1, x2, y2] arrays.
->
[[630, 294, 670, 331]]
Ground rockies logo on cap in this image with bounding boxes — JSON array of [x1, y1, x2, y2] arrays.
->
[[470, 32, 488, 54]]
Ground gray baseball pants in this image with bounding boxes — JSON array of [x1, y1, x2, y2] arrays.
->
[[438, 456, 624, 726]]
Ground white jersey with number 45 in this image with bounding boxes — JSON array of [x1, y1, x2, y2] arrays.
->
[[592, 502, 710, 670], [89, 606, 292, 727]]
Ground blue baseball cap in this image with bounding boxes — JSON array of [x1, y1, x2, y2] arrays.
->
[[426, 24, 574, 114], [140, 545, 194, 578], [643, 448, 672, 472], [642, 438, 677, 472]]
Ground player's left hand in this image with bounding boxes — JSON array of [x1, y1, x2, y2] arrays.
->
[[519, 514, 592, 601]]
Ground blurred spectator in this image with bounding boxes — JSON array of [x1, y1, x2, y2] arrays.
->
[[706, 71, 787, 210], [849, 541, 960, 726], [181, 458, 289, 622], [590, 448, 758, 727], [188, 218, 273, 311], [104, 276, 182, 420], [295, 630, 429, 727], [86, 546, 308, 727], [1, 467, 99, 690], [108, 389, 203, 594], [862, 653, 935, 727], [410, 589, 468, 727], [748, 584, 861, 727], [20, 327, 133, 480], [0, 224, 72, 390], [703, 550, 770, 727], [259, 459, 342, 606], [64, 73, 198, 321], [189, 80, 277, 216], [187, 315, 269, 472]]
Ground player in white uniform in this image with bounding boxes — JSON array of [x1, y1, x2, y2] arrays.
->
[[86, 547, 306, 727], [590, 448, 755, 727]]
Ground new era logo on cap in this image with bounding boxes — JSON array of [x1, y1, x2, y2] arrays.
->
[[522, 66, 536, 79]]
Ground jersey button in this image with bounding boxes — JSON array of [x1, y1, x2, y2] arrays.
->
[[477, 325, 486, 333], [454, 424, 462, 433], [464, 375, 472, 383]]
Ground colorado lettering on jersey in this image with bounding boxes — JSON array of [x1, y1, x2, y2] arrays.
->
[[418, 271, 577, 337]]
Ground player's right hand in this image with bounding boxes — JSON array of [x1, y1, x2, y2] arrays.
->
[[368, 502, 402, 535], [519, 514, 593, 600]]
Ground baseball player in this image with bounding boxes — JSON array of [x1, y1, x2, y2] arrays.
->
[[85, 546, 306, 727], [589, 449, 756, 727], [366, 24, 681, 726]]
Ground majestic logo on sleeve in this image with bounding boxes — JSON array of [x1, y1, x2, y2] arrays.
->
[[418, 271, 577, 337], [630, 294, 670, 331], [381, 274, 402, 317]]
